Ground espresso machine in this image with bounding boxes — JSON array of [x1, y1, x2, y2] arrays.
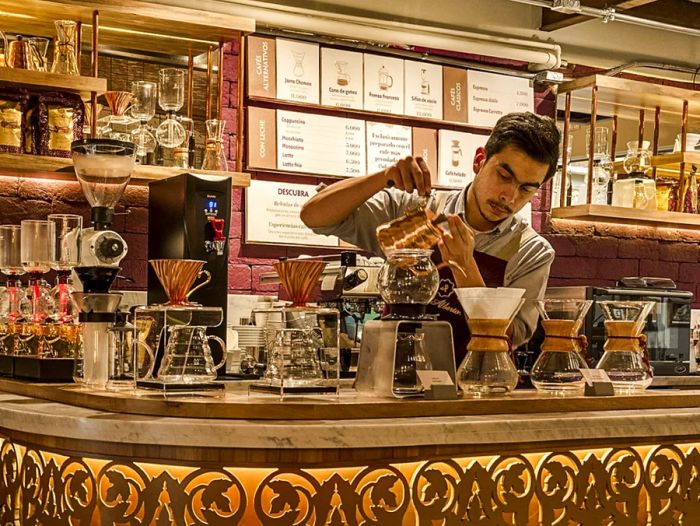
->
[[147, 173, 231, 359], [355, 248, 456, 398]]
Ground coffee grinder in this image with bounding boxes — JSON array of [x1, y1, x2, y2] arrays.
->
[[355, 248, 456, 398], [71, 139, 134, 267], [147, 173, 231, 365]]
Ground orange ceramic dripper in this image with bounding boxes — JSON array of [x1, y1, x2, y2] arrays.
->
[[149, 259, 211, 306], [274, 259, 326, 307]]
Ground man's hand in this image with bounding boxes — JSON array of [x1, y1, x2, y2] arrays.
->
[[383, 156, 432, 196], [437, 214, 484, 287]]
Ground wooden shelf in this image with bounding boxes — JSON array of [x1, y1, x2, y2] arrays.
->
[[0, 153, 250, 186], [551, 203, 700, 230], [0, 68, 106, 99], [0, 0, 255, 57], [247, 95, 493, 133], [557, 74, 700, 127]]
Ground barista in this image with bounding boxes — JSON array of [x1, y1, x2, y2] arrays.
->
[[300, 112, 561, 363]]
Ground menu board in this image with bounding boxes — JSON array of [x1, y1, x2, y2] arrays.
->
[[321, 48, 363, 110], [247, 36, 276, 98], [363, 54, 404, 114], [366, 122, 412, 174], [412, 128, 438, 185], [438, 130, 485, 187], [247, 107, 277, 170], [404, 61, 443, 120], [276, 39, 320, 104], [443, 67, 467, 123], [245, 180, 339, 247], [276, 110, 366, 177], [467, 70, 534, 127]]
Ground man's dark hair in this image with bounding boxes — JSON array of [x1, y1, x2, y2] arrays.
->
[[484, 112, 561, 182]]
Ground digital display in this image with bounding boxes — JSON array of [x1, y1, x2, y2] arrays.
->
[[204, 197, 219, 216]]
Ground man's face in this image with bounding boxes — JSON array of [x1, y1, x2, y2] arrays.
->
[[471, 145, 549, 224]]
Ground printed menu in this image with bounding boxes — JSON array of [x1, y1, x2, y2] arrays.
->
[[366, 122, 412, 174], [467, 70, 533, 127], [437, 130, 485, 187], [404, 60, 443, 120], [276, 39, 320, 104], [321, 48, 364, 110], [276, 110, 366, 177], [363, 54, 404, 114], [245, 179, 339, 247]]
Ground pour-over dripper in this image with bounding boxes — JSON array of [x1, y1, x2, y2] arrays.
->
[[455, 287, 525, 397], [102, 91, 135, 125], [150, 259, 211, 306], [273, 259, 326, 308], [530, 299, 592, 395], [71, 139, 136, 230], [596, 300, 655, 394]]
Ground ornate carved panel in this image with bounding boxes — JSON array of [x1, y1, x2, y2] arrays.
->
[[1, 435, 699, 525]]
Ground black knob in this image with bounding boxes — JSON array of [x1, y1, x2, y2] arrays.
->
[[98, 236, 125, 258], [343, 268, 368, 290]]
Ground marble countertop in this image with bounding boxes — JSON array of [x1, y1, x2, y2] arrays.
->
[[2, 390, 700, 450]]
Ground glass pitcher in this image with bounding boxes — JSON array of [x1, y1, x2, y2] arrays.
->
[[201, 119, 228, 171], [622, 140, 652, 176], [530, 299, 592, 395], [393, 329, 432, 396], [51, 20, 80, 76], [157, 325, 225, 384], [596, 301, 655, 394]]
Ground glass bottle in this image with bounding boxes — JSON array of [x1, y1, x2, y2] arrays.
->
[[51, 20, 80, 76], [530, 299, 592, 395], [455, 288, 525, 397], [596, 301, 655, 394], [201, 119, 228, 171]]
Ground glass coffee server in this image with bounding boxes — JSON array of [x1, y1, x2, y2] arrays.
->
[[130, 81, 158, 161]]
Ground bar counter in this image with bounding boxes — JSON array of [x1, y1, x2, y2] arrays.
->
[[1, 379, 699, 524]]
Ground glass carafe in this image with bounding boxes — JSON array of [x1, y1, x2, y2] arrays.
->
[[596, 301, 655, 394], [51, 20, 80, 76], [622, 140, 652, 176], [393, 328, 432, 396], [157, 325, 225, 384], [455, 288, 525, 397], [201, 119, 228, 171], [377, 249, 439, 319], [106, 312, 155, 391], [530, 299, 592, 395]]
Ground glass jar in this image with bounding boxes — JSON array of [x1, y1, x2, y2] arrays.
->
[[377, 249, 439, 319], [596, 301, 655, 394], [530, 299, 592, 395]]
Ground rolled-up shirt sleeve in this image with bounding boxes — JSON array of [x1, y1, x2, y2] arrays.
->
[[504, 236, 554, 348], [308, 187, 421, 256]]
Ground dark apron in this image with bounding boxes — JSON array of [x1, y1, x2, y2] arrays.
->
[[428, 250, 508, 366]]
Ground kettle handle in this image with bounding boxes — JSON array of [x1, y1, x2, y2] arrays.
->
[[186, 270, 212, 299], [206, 335, 227, 371]]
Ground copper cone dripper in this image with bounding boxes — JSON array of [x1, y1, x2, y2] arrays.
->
[[103, 91, 133, 117], [274, 259, 326, 307], [150, 259, 210, 306]]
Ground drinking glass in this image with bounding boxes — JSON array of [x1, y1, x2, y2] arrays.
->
[[0, 225, 25, 354], [130, 81, 157, 157], [156, 68, 186, 148], [0, 225, 24, 277]]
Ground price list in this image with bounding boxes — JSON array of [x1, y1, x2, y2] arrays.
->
[[277, 110, 366, 177]]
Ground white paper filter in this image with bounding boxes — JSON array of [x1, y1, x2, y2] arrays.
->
[[455, 287, 525, 319]]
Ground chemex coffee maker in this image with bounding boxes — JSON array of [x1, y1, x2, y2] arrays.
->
[[356, 248, 456, 398]]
